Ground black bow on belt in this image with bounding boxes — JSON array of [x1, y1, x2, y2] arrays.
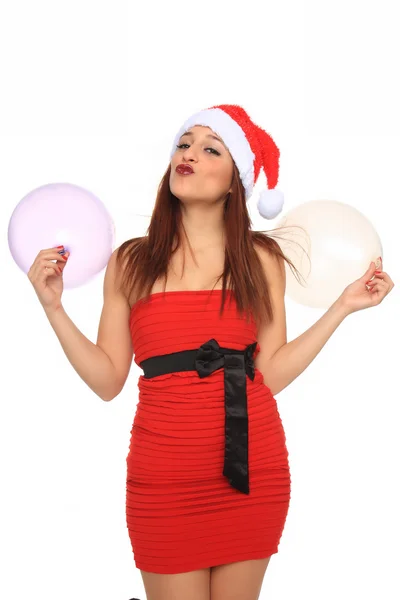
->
[[195, 338, 258, 495]]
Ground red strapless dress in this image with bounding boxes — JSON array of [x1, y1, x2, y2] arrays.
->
[[126, 290, 291, 574]]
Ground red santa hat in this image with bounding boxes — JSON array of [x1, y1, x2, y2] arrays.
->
[[170, 104, 284, 220]]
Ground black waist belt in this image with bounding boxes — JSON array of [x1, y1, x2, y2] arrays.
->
[[140, 338, 258, 495]]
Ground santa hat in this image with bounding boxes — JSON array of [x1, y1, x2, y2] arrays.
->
[[170, 104, 284, 220]]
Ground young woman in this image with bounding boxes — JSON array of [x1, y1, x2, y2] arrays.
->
[[28, 104, 394, 600]]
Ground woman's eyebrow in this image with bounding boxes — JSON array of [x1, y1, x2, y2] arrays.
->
[[181, 131, 225, 145]]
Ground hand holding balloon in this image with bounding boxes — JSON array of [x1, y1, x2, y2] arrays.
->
[[27, 246, 70, 313], [336, 257, 395, 315]]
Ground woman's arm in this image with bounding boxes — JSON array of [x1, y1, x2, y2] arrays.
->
[[45, 307, 121, 401], [254, 247, 350, 396], [44, 249, 133, 402], [265, 299, 349, 395]]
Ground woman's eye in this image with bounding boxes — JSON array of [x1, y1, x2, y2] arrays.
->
[[176, 144, 220, 156]]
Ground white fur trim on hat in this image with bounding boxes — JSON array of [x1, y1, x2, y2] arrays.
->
[[170, 108, 255, 200]]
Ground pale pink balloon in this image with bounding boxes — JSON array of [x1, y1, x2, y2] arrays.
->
[[8, 182, 115, 289]]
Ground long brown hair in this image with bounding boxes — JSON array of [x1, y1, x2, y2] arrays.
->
[[115, 161, 304, 330]]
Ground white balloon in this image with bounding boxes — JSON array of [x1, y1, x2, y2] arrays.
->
[[275, 200, 383, 309]]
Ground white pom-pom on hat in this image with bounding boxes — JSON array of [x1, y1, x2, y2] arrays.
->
[[257, 188, 284, 220]]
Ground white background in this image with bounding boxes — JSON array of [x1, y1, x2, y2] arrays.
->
[[1, 1, 399, 599]]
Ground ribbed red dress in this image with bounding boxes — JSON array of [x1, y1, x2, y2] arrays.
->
[[126, 289, 291, 574]]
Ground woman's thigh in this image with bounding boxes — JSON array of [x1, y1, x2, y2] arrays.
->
[[140, 567, 211, 600], [210, 557, 271, 600]]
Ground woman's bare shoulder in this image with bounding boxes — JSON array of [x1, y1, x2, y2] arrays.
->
[[112, 237, 148, 308]]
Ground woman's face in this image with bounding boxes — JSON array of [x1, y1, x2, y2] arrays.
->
[[169, 125, 234, 206]]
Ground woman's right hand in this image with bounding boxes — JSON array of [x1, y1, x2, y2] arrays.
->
[[27, 246, 70, 313]]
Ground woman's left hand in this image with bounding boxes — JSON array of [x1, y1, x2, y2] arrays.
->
[[337, 257, 395, 315]]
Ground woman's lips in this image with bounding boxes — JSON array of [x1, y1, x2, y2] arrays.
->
[[176, 165, 194, 175]]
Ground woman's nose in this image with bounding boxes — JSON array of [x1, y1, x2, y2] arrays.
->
[[182, 146, 198, 160]]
